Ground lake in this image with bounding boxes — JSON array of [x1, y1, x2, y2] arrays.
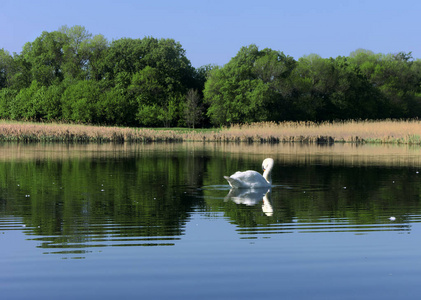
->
[[1, 142, 421, 300]]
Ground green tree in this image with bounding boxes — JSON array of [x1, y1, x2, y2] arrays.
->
[[23, 31, 69, 86], [350, 50, 421, 118], [330, 57, 386, 119], [202, 66, 226, 125], [85, 34, 108, 81], [12, 83, 65, 121], [204, 45, 263, 125], [284, 62, 319, 120], [101, 38, 147, 81], [192, 64, 215, 91], [0, 49, 14, 89], [43, 84, 65, 121], [11, 81, 43, 120], [98, 87, 136, 125], [0, 88, 17, 118], [61, 80, 101, 123], [59, 25, 92, 80], [136, 104, 163, 126], [204, 45, 296, 125], [7, 52, 31, 90], [130, 66, 166, 106], [159, 95, 179, 127], [184, 89, 203, 128], [104, 37, 195, 126], [58, 25, 109, 82], [254, 48, 296, 121]]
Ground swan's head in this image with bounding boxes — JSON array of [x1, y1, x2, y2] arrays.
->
[[262, 158, 274, 173]]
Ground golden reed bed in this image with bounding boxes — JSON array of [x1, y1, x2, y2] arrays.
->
[[0, 120, 421, 144]]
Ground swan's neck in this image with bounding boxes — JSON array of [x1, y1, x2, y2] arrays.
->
[[263, 169, 272, 184]]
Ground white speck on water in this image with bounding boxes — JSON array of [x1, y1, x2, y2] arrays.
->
[[416, 171, 419, 174], [101, 189, 105, 192], [344, 187, 347, 189], [389, 216, 396, 221], [25, 195, 30, 197]]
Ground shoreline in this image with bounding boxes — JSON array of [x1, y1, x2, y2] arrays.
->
[[1, 120, 421, 144]]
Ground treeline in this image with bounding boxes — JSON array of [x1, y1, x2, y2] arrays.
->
[[1, 25, 421, 127], [204, 46, 421, 124], [0, 25, 206, 127]]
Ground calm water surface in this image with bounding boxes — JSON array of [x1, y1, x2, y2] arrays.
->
[[1, 143, 421, 299]]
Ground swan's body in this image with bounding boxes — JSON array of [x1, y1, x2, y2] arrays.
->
[[224, 158, 274, 189]]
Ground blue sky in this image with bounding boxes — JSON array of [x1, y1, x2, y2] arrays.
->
[[1, 0, 420, 67]]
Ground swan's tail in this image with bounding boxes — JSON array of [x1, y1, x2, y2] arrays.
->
[[224, 176, 242, 189]]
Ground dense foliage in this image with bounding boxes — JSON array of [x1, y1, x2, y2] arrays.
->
[[1, 26, 421, 127], [204, 47, 421, 125]]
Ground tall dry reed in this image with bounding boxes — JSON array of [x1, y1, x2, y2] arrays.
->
[[0, 121, 183, 143], [217, 120, 421, 144], [1, 120, 421, 144]]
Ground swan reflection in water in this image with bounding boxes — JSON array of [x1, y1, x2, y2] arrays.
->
[[225, 188, 273, 216]]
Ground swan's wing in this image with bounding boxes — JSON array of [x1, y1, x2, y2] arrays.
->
[[224, 176, 244, 189], [224, 170, 269, 189]]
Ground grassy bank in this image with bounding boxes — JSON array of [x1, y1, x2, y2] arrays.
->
[[0, 120, 421, 144]]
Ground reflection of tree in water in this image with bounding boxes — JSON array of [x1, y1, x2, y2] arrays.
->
[[1, 150, 421, 252], [205, 164, 421, 233], [0, 153, 207, 252]]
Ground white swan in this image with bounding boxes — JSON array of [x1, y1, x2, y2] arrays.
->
[[224, 158, 274, 189]]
